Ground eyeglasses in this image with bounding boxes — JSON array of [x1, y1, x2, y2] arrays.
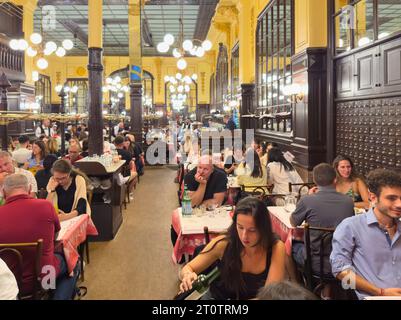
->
[[54, 175, 69, 182]]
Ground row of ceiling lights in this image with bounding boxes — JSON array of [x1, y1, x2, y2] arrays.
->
[[9, 33, 74, 70]]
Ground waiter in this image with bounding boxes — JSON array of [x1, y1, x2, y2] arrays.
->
[[35, 119, 54, 138]]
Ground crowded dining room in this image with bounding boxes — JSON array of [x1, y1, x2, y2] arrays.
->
[[0, 0, 401, 303]]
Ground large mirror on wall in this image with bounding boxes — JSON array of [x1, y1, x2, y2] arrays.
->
[[334, 0, 401, 55], [256, 0, 293, 134]]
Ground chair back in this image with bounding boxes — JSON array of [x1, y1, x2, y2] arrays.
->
[[0, 248, 23, 291], [238, 185, 286, 206], [0, 239, 43, 300], [87, 189, 93, 207], [36, 188, 48, 199], [203, 226, 211, 244], [177, 164, 185, 187], [303, 224, 335, 291], [121, 164, 131, 178], [288, 182, 315, 201]]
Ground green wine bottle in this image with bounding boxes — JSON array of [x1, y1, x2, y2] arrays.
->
[[192, 267, 220, 293]]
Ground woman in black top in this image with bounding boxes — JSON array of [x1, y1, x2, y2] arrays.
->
[[35, 154, 58, 191], [179, 197, 285, 300], [47, 159, 90, 221]]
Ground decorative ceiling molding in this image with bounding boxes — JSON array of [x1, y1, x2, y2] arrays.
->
[[212, 21, 231, 37], [216, 5, 238, 21]]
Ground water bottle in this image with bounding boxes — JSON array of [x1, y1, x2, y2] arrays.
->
[[181, 185, 192, 216]]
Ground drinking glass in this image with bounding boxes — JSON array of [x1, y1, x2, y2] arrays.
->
[[194, 207, 204, 217], [206, 203, 217, 218], [284, 194, 297, 212]]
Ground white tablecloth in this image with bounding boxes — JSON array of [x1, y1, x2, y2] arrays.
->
[[178, 207, 233, 235], [267, 206, 294, 229]]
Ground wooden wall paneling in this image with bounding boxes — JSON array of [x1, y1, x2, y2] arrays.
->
[[380, 38, 401, 94]]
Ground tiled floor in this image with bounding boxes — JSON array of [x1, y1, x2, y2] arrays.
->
[[82, 166, 181, 299]]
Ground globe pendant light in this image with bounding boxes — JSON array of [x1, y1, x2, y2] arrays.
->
[[37, 58, 48, 69], [177, 58, 187, 70]]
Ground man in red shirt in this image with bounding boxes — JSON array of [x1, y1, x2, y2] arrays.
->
[[63, 144, 83, 165], [0, 174, 79, 299]]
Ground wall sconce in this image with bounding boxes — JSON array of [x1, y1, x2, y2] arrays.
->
[[283, 83, 307, 103]]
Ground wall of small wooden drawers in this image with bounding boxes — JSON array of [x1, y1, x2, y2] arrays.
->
[[336, 97, 401, 175]]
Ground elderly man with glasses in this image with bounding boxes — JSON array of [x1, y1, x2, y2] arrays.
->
[[0, 151, 37, 199], [0, 174, 80, 300]]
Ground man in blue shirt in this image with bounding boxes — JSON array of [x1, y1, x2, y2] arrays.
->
[[223, 115, 236, 131], [330, 168, 401, 299]]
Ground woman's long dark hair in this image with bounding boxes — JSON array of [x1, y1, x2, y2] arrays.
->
[[245, 149, 263, 178], [201, 197, 276, 299], [267, 147, 294, 172]]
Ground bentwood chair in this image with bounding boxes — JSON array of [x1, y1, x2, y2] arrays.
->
[[238, 185, 286, 206], [78, 190, 94, 281], [36, 188, 48, 199], [121, 164, 135, 209], [301, 224, 356, 299], [0, 239, 44, 300], [288, 182, 316, 201], [302, 224, 335, 293]]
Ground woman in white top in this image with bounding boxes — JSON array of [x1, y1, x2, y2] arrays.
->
[[267, 147, 303, 194], [0, 258, 18, 300], [181, 133, 194, 157], [236, 149, 268, 192]]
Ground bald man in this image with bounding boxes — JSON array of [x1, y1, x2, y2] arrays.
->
[[184, 155, 227, 207]]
